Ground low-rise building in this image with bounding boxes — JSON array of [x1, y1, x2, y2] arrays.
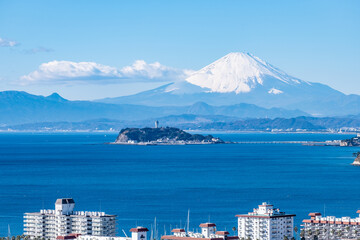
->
[[24, 198, 116, 240], [236, 202, 295, 240], [161, 223, 238, 240], [57, 226, 149, 240], [302, 211, 360, 239]]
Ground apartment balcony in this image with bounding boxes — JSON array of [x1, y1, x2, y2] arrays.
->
[[24, 224, 34, 227]]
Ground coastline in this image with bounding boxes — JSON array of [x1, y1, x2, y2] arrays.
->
[[107, 141, 230, 146], [0, 129, 358, 134]]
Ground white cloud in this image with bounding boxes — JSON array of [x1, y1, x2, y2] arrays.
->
[[0, 37, 19, 47], [121, 60, 190, 81], [20, 60, 191, 84]]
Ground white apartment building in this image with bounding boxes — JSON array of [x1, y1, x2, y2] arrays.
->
[[302, 211, 360, 239], [161, 223, 239, 240], [24, 198, 116, 240], [236, 202, 295, 240]]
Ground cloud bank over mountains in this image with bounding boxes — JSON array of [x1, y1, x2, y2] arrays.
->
[[21, 60, 192, 84]]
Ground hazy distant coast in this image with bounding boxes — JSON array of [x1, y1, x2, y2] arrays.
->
[[1, 115, 360, 133]]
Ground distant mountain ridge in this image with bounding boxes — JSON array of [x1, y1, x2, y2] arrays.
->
[[0, 90, 308, 125], [97, 52, 360, 116], [3, 115, 360, 132], [1, 53, 359, 128]]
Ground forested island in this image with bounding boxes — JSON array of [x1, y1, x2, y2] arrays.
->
[[114, 127, 225, 145]]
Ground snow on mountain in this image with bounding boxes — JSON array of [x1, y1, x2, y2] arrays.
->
[[268, 88, 283, 95], [185, 52, 308, 94], [96, 52, 360, 116]]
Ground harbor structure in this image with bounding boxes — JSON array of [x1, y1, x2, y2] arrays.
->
[[235, 202, 295, 240], [302, 211, 360, 239], [24, 198, 116, 240], [161, 223, 239, 240]]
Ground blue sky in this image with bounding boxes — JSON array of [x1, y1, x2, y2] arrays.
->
[[0, 0, 359, 100]]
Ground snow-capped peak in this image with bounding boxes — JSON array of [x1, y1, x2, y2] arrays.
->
[[185, 52, 307, 94], [268, 88, 283, 95]]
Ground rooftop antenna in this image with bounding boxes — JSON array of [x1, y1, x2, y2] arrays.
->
[[187, 209, 190, 233], [324, 204, 326, 217], [122, 229, 128, 238], [208, 215, 211, 223], [164, 225, 166, 236]]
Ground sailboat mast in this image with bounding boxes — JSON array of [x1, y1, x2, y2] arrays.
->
[[154, 217, 157, 240], [187, 209, 190, 233]]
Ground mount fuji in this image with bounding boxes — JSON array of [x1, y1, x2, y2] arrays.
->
[[98, 52, 360, 116]]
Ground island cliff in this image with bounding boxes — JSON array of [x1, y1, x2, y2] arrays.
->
[[352, 152, 360, 166], [115, 127, 224, 145]]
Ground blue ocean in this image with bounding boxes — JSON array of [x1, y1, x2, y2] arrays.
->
[[1, 132, 360, 237]]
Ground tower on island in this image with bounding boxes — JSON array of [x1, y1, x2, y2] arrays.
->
[[155, 120, 159, 128]]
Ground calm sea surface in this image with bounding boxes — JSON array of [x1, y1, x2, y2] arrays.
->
[[0, 132, 360, 236]]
